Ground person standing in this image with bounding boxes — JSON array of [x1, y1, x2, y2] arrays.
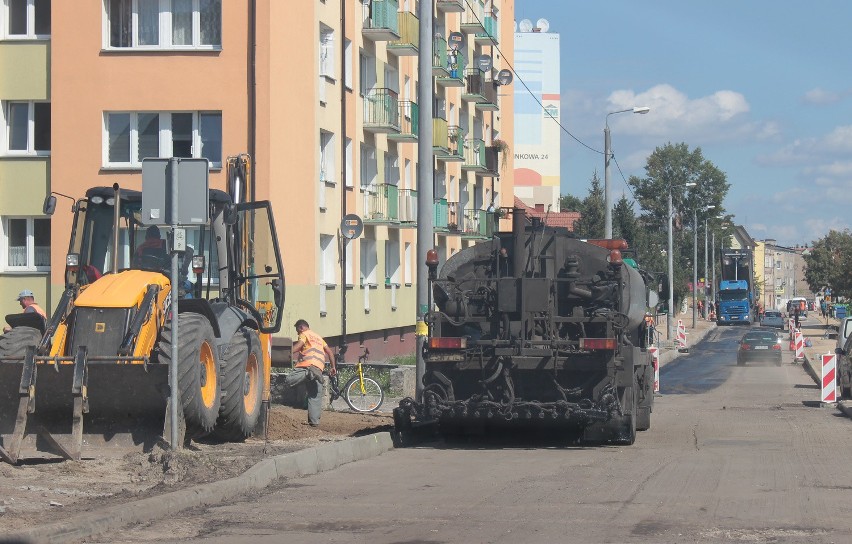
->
[[3, 289, 46, 333], [284, 319, 337, 427]]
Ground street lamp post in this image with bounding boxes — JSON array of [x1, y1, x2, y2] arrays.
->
[[704, 217, 709, 318], [667, 182, 696, 340], [604, 106, 650, 239], [692, 205, 715, 328]]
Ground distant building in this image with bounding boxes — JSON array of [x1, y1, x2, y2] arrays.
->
[[513, 19, 560, 211], [761, 239, 812, 311], [513, 197, 579, 231]]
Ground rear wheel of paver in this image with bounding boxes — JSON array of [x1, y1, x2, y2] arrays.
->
[[215, 328, 264, 441], [159, 314, 221, 438]]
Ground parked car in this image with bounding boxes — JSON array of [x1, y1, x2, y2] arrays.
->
[[737, 330, 783, 366], [837, 328, 852, 399], [760, 310, 785, 330]]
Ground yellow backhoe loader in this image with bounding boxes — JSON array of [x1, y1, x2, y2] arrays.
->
[[0, 155, 284, 463]]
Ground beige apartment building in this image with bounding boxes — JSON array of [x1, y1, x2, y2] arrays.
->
[[0, 0, 514, 358]]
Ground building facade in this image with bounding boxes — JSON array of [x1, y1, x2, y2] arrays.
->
[[762, 239, 810, 311], [512, 18, 559, 211], [2, 0, 514, 360]]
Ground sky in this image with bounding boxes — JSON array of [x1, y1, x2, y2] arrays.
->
[[512, 0, 852, 247]]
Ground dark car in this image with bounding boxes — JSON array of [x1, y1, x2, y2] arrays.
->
[[760, 310, 785, 330], [737, 330, 783, 366]]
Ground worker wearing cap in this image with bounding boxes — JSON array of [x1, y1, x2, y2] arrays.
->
[[283, 319, 336, 426], [3, 290, 46, 333], [641, 312, 656, 348]]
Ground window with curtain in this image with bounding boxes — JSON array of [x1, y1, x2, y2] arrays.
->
[[3, 217, 50, 271], [6, 0, 50, 38], [105, 111, 222, 167], [3, 101, 50, 154], [106, 0, 221, 49]]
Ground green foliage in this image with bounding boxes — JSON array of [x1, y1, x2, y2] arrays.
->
[[803, 230, 852, 298], [573, 171, 605, 239], [627, 142, 731, 308], [612, 194, 639, 247], [559, 193, 583, 212]]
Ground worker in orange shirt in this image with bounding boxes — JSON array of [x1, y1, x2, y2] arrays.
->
[[3, 289, 46, 333], [284, 319, 337, 427]]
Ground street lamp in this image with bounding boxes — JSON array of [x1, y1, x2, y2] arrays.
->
[[604, 106, 650, 238], [667, 181, 696, 341], [693, 205, 715, 328]]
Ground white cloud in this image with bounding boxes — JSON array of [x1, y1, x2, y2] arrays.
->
[[801, 88, 849, 105]]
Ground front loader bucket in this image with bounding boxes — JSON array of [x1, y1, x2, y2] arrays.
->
[[0, 356, 169, 464]]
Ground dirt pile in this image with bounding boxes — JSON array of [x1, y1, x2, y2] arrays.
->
[[0, 406, 393, 534]]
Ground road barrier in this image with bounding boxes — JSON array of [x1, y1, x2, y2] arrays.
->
[[676, 320, 688, 352], [795, 330, 804, 361], [649, 347, 660, 393], [822, 353, 837, 403]]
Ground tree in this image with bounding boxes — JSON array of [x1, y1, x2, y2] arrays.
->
[[559, 193, 583, 213], [627, 143, 731, 310], [612, 194, 639, 248], [803, 230, 852, 298], [573, 171, 605, 239]]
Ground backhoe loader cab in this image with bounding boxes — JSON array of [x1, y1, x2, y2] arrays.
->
[[0, 158, 285, 464]]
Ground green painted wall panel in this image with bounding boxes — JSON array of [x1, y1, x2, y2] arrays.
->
[[0, 159, 49, 214], [0, 42, 49, 99]]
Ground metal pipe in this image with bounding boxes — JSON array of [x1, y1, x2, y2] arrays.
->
[[112, 183, 120, 274], [693, 208, 697, 328], [169, 159, 180, 450], [667, 188, 674, 340], [339, 0, 348, 365]]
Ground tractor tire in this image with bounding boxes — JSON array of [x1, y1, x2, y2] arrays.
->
[[158, 313, 221, 438], [636, 406, 651, 432], [214, 328, 264, 441], [0, 326, 41, 358]]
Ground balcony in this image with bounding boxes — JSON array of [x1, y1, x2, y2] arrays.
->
[[436, 0, 464, 13], [432, 35, 449, 77], [462, 68, 487, 103], [363, 88, 400, 134], [436, 51, 466, 88], [388, 101, 419, 143], [447, 202, 460, 232], [388, 11, 419, 56], [460, 4, 486, 34], [474, 79, 498, 111], [461, 208, 496, 239], [398, 189, 418, 226], [362, 0, 400, 41], [437, 125, 465, 163], [462, 138, 499, 177], [432, 117, 449, 156], [363, 183, 400, 224], [474, 13, 498, 45]]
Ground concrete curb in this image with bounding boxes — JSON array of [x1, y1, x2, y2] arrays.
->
[[6, 432, 394, 544]]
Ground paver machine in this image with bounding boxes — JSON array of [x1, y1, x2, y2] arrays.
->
[[394, 208, 657, 445], [0, 155, 284, 463]]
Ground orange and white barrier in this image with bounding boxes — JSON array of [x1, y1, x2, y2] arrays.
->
[[676, 320, 688, 352], [649, 347, 660, 393], [822, 353, 837, 403], [794, 330, 804, 360]]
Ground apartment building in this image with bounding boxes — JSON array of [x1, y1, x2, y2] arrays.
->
[[0, 0, 51, 315], [1, 0, 513, 358]]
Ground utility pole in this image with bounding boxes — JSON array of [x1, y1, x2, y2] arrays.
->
[[414, 0, 433, 401]]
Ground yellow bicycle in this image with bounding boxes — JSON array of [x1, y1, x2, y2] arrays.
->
[[330, 348, 384, 413]]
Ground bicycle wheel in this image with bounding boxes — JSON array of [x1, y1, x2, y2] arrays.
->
[[343, 376, 384, 413]]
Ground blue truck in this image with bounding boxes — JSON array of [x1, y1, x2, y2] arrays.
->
[[717, 248, 753, 325]]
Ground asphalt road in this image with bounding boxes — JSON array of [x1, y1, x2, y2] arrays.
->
[[93, 326, 852, 544]]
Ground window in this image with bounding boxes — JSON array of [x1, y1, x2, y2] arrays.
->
[[403, 242, 412, 284], [319, 24, 334, 78], [359, 50, 376, 96], [105, 0, 221, 50], [3, 0, 50, 38], [345, 137, 353, 187], [360, 237, 377, 285], [320, 130, 335, 183], [344, 39, 353, 89], [2, 101, 50, 155], [320, 234, 336, 285], [2, 217, 49, 271], [384, 152, 399, 185], [104, 111, 222, 167], [385, 239, 400, 285], [360, 143, 377, 188]]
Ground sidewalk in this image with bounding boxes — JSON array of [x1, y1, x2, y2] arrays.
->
[[797, 315, 842, 386]]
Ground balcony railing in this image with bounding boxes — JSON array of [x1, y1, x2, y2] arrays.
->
[[362, 0, 400, 41], [447, 201, 460, 231], [388, 101, 419, 142], [436, 0, 464, 13], [388, 11, 419, 56], [398, 189, 417, 225], [474, 13, 498, 44], [432, 117, 449, 155], [363, 88, 400, 134], [434, 198, 449, 230], [461, 209, 496, 238], [462, 68, 486, 102], [432, 35, 448, 77], [363, 183, 400, 223], [460, 2, 486, 34], [475, 78, 498, 111], [436, 51, 466, 87], [444, 125, 465, 162], [462, 138, 499, 177]]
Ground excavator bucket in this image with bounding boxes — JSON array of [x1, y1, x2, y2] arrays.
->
[[0, 351, 169, 464]]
